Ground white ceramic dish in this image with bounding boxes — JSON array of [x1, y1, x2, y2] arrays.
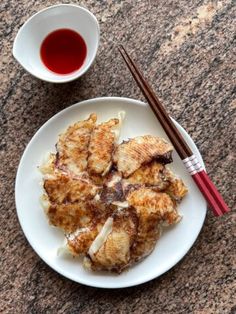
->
[[15, 97, 207, 288], [13, 4, 99, 83]]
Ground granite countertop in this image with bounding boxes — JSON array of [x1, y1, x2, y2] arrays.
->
[[1, 0, 235, 313]]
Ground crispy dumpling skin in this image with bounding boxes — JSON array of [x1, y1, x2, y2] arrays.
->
[[44, 173, 99, 204], [131, 215, 162, 262], [164, 169, 188, 201], [44, 199, 115, 233], [85, 207, 138, 272], [46, 202, 97, 233], [126, 187, 180, 261], [65, 202, 116, 255], [113, 135, 173, 177], [87, 118, 120, 176], [126, 187, 179, 222], [125, 161, 170, 191], [66, 225, 101, 256], [56, 113, 97, 175], [125, 163, 188, 201]]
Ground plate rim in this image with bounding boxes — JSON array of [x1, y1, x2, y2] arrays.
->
[[15, 96, 207, 288]]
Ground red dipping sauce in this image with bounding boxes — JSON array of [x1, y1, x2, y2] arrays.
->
[[40, 29, 87, 75]]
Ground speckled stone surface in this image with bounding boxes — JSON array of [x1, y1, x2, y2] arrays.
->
[[1, 0, 236, 313]]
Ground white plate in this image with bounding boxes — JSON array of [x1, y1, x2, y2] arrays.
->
[[15, 97, 207, 288]]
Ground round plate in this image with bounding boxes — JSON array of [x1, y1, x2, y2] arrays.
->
[[15, 97, 207, 288]]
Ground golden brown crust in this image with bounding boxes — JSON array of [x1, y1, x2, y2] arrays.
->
[[87, 118, 119, 176], [126, 187, 176, 217], [47, 202, 92, 233], [44, 173, 99, 204], [125, 161, 170, 190], [164, 169, 188, 201], [131, 216, 161, 262], [65, 201, 116, 255], [126, 187, 179, 261], [86, 207, 138, 272], [67, 225, 101, 256], [113, 135, 173, 177], [56, 113, 97, 175]]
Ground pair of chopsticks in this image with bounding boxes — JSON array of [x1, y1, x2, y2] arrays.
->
[[118, 45, 230, 216]]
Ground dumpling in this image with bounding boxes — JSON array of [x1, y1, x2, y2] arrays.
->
[[125, 161, 170, 191], [39, 111, 187, 273], [63, 202, 115, 255], [66, 225, 101, 256], [87, 112, 125, 176], [126, 187, 180, 261], [43, 173, 99, 204], [164, 169, 188, 201], [46, 202, 96, 233], [85, 207, 138, 272], [126, 187, 180, 223], [56, 113, 97, 175], [113, 135, 173, 177]]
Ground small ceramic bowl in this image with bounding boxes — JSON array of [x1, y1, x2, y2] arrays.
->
[[13, 4, 100, 83]]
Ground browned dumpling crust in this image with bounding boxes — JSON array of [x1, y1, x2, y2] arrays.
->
[[47, 202, 94, 233], [126, 187, 180, 261], [126, 187, 178, 219], [66, 202, 116, 255], [87, 118, 120, 176], [85, 207, 138, 272], [67, 225, 102, 256], [44, 173, 99, 204], [56, 113, 97, 175], [125, 161, 170, 190], [164, 169, 188, 201], [113, 135, 173, 177]]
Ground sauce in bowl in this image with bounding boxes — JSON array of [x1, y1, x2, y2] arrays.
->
[[40, 29, 87, 75]]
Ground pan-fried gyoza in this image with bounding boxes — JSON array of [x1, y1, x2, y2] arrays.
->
[[40, 113, 187, 273]]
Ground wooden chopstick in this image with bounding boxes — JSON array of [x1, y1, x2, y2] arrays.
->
[[118, 46, 191, 160], [118, 45, 230, 216]]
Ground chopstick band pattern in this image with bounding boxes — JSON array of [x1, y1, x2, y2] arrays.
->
[[183, 155, 204, 175]]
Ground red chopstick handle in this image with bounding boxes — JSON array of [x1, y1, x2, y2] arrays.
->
[[198, 170, 230, 214], [183, 155, 230, 216], [191, 172, 225, 216]]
